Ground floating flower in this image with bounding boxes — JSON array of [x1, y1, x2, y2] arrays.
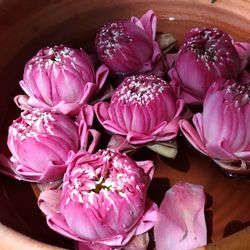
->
[[180, 79, 250, 174], [0, 106, 100, 182], [95, 10, 166, 76], [154, 182, 207, 250], [38, 149, 157, 249], [169, 27, 241, 104], [94, 74, 185, 156], [15, 45, 110, 115]]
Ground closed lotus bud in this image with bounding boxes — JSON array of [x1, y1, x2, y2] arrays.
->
[[38, 149, 157, 249], [154, 182, 207, 250], [5, 109, 79, 182], [95, 74, 185, 146], [0, 106, 101, 182], [180, 79, 250, 174], [95, 10, 166, 76], [16, 45, 109, 115], [170, 27, 241, 104]]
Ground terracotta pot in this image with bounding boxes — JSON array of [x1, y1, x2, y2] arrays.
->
[[0, 0, 250, 249]]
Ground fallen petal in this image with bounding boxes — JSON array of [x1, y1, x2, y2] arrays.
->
[[154, 181, 207, 250]]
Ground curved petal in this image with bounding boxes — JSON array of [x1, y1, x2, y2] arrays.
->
[[14, 95, 31, 111], [131, 10, 156, 40], [135, 160, 154, 179], [46, 212, 80, 241], [180, 89, 202, 105], [86, 129, 101, 153], [107, 135, 135, 152], [206, 140, 237, 160], [94, 102, 111, 124], [153, 119, 179, 142], [179, 119, 207, 155], [0, 154, 26, 181], [38, 190, 61, 216], [192, 113, 204, 142], [126, 131, 155, 145], [76, 104, 94, 127], [95, 64, 110, 90], [53, 101, 82, 116], [134, 199, 158, 235], [39, 161, 67, 182]]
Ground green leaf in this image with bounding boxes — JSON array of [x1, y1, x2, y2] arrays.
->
[[147, 141, 178, 159]]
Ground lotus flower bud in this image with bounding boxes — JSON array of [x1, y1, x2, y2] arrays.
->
[[16, 45, 109, 115], [170, 27, 241, 104], [0, 106, 100, 182], [180, 79, 250, 174], [38, 149, 158, 249], [95, 10, 166, 76], [154, 182, 207, 250], [95, 74, 185, 147]]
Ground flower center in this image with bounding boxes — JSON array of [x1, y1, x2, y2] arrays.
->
[[10, 109, 56, 141], [96, 21, 133, 59], [112, 74, 168, 106], [29, 45, 74, 68], [226, 82, 250, 107], [67, 149, 145, 204], [183, 28, 232, 63]]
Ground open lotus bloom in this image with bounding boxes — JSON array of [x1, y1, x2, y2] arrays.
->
[[15, 45, 110, 115], [180, 79, 250, 174], [95, 10, 166, 76], [154, 182, 207, 250], [169, 27, 241, 105], [38, 149, 158, 249], [95, 74, 185, 157], [0, 106, 100, 182]]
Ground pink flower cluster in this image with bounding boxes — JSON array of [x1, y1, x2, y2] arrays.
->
[[1, 7, 250, 250]]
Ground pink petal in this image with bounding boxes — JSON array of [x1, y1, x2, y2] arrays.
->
[[0, 154, 25, 181], [206, 140, 237, 160], [107, 134, 136, 152], [135, 160, 154, 180], [233, 42, 250, 71], [47, 212, 80, 241], [179, 119, 207, 155], [131, 10, 157, 40], [134, 199, 158, 235], [94, 102, 111, 124], [38, 189, 61, 216], [126, 131, 155, 145], [14, 95, 31, 111], [76, 241, 111, 250], [95, 64, 110, 90], [39, 161, 67, 182], [154, 182, 207, 250], [76, 105, 94, 127]]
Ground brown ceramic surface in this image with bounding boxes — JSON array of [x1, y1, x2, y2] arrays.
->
[[0, 0, 250, 249]]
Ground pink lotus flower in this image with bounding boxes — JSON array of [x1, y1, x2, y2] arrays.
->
[[154, 182, 207, 250], [169, 27, 241, 104], [38, 149, 157, 249], [180, 79, 250, 174], [15, 45, 110, 115], [95, 10, 166, 76], [94, 74, 185, 150], [0, 106, 100, 182]]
